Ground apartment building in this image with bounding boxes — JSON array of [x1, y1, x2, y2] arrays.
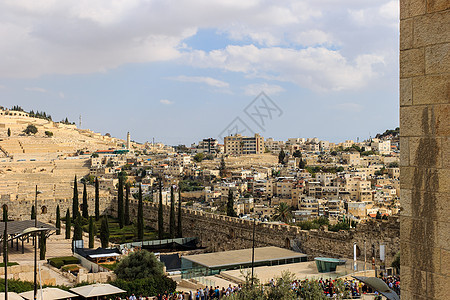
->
[[224, 134, 264, 155]]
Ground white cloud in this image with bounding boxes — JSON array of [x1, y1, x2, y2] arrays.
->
[[160, 99, 173, 105], [0, 0, 397, 93], [168, 75, 229, 88], [187, 45, 385, 91], [244, 83, 284, 96], [25, 87, 47, 93]]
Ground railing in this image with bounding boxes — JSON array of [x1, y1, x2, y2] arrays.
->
[[73, 252, 111, 273], [118, 237, 197, 251]]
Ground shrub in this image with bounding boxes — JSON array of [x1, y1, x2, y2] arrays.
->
[[48, 256, 79, 268], [23, 124, 38, 135], [44, 131, 53, 137], [114, 250, 163, 281]]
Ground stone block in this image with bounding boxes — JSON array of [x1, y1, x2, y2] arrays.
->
[[413, 11, 450, 47], [435, 104, 450, 136], [427, 0, 450, 13], [400, 78, 413, 106], [400, 166, 415, 189], [400, 0, 426, 20], [443, 137, 450, 168], [400, 106, 427, 137], [400, 48, 425, 78], [413, 75, 450, 105], [427, 272, 450, 300], [408, 137, 442, 167], [425, 43, 450, 74], [400, 137, 410, 166], [400, 189, 412, 216], [436, 221, 450, 250], [400, 18, 414, 50], [441, 249, 450, 276]]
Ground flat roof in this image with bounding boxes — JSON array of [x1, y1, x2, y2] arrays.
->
[[183, 246, 306, 269], [0, 220, 56, 236]]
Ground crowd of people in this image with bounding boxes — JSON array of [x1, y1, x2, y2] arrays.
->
[[118, 275, 400, 299]]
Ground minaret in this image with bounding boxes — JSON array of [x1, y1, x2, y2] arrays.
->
[[126, 132, 130, 150]]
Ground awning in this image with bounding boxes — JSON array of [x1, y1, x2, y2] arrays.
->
[[70, 283, 125, 298], [20, 288, 77, 300], [0, 292, 24, 300], [352, 276, 400, 300], [88, 253, 120, 259]]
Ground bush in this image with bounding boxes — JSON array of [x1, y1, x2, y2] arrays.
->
[[61, 264, 80, 272], [0, 278, 34, 293], [44, 131, 53, 137], [23, 124, 38, 135], [111, 276, 176, 297], [48, 256, 79, 268], [115, 250, 163, 281]]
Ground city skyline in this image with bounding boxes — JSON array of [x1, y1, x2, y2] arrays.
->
[[0, 0, 399, 145]]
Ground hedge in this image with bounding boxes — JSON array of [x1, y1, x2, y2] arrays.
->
[[48, 256, 79, 269], [111, 276, 176, 297]]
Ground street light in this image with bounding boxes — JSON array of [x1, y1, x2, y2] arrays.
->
[[34, 186, 42, 300]]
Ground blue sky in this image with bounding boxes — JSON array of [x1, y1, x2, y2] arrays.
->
[[0, 0, 399, 146]]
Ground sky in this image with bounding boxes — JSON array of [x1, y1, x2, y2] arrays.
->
[[0, 0, 399, 146]]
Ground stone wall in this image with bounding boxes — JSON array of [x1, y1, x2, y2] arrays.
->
[[400, 1, 449, 299], [119, 200, 399, 266]]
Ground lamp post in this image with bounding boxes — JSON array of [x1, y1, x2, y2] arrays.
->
[[3, 205, 8, 300], [34, 186, 42, 300], [251, 218, 255, 287]]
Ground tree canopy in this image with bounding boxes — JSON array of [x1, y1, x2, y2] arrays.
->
[[114, 250, 164, 281]]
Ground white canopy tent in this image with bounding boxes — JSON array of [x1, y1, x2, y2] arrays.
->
[[70, 284, 125, 299], [20, 288, 77, 300], [0, 292, 23, 300]]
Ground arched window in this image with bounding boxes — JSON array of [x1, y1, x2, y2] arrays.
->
[[41, 206, 47, 214]]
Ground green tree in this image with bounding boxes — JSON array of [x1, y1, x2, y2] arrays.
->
[[56, 205, 61, 235], [158, 181, 164, 239], [137, 185, 144, 241], [100, 216, 110, 248], [226, 190, 237, 217], [273, 202, 292, 223], [114, 250, 164, 281], [31, 205, 36, 220], [82, 182, 89, 218], [169, 186, 176, 239], [124, 183, 130, 226], [177, 188, 182, 238], [7, 128, 11, 137], [278, 149, 286, 164], [95, 177, 100, 221], [72, 176, 79, 220], [39, 231, 46, 260], [193, 153, 205, 162], [219, 156, 226, 177], [44, 131, 53, 137], [2, 205, 7, 222], [23, 124, 38, 135], [73, 215, 83, 241], [65, 209, 71, 239], [292, 150, 302, 158], [299, 158, 306, 169], [117, 177, 124, 228], [88, 216, 95, 248]]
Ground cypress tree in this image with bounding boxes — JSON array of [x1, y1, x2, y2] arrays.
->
[[31, 205, 36, 220], [177, 188, 182, 238], [65, 209, 71, 239], [100, 216, 109, 248], [7, 128, 11, 137], [82, 182, 89, 218], [2, 205, 7, 222], [73, 176, 79, 219], [158, 180, 164, 240], [227, 190, 237, 217], [95, 177, 100, 221], [137, 185, 144, 241], [56, 205, 61, 235], [39, 231, 46, 260], [88, 216, 94, 248], [117, 177, 124, 228], [278, 149, 286, 164], [169, 185, 175, 239], [73, 215, 82, 241], [124, 183, 130, 225]]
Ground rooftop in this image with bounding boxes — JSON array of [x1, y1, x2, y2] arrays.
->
[[183, 246, 306, 268]]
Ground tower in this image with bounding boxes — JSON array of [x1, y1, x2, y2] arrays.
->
[[126, 132, 130, 150]]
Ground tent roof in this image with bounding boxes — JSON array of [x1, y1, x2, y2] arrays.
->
[[70, 284, 126, 298], [0, 292, 23, 300], [0, 220, 55, 236], [19, 288, 77, 300], [352, 276, 400, 300]]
